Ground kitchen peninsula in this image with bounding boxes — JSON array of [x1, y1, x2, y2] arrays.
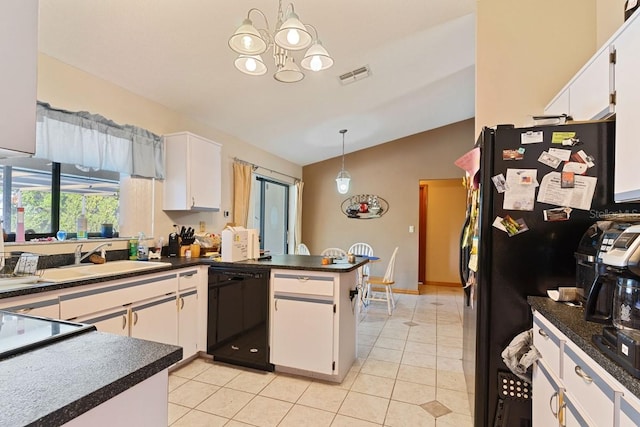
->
[[0, 320, 182, 427]]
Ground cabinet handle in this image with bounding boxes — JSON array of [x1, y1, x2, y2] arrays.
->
[[191, 197, 195, 207], [275, 299, 278, 311], [574, 365, 593, 383], [180, 297, 185, 309], [133, 311, 139, 325], [122, 315, 127, 330], [15, 308, 32, 314], [297, 276, 309, 282], [549, 391, 559, 418], [538, 328, 548, 338]]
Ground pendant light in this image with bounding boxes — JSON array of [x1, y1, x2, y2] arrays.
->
[[335, 129, 351, 194]]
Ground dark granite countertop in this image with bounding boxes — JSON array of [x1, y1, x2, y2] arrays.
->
[[528, 296, 640, 399], [0, 255, 367, 300], [0, 330, 182, 427]]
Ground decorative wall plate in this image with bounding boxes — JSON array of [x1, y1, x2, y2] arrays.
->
[[341, 195, 388, 219]]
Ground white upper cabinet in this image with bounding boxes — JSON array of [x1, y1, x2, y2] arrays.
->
[[163, 132, 222, 211], [569, 46, 615, 120], [0, 0, 38, 156], [544, 46, 615, 121], [613, 12, 640, 202]]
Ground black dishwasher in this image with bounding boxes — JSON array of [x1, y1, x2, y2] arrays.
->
[[207, 265, 273, 371]]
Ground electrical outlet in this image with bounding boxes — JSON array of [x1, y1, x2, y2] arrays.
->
[[224, 210, 230, 218], [199, 221, 206, 232]]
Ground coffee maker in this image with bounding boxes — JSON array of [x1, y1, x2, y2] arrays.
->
[[592, 224, 640, 378]]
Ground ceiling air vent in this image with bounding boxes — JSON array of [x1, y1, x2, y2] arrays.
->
[[338, 65, 371, 85]]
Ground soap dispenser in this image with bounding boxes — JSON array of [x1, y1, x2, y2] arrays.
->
[[76, 197, 87, 239]]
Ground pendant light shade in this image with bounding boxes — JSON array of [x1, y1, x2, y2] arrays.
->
[[274, 11, 312, 51], [234, 54, 267, 75], [228, 18, 268, 55], [336, 129, 351, 194], [301, 40, 334, 71], [274, 57, 304, 83]]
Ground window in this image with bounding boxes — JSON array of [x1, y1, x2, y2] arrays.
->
[[0, 157, 120, 240], [252, 177, 289, 255]]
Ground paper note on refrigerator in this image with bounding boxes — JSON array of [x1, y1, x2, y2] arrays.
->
[[503, 169, 538, 211], [537, 171, 597, 210]]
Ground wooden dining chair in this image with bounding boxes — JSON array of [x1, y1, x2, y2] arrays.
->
[[321, 247, 347, 258], [366, 247, 398, 315]]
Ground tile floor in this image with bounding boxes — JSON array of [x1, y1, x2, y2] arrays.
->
[[168, 285, 472, 427]]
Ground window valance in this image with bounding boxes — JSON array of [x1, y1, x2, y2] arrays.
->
[[35, 102, 165, 179]]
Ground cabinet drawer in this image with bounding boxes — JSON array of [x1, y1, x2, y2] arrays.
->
[[178, 269, 200, 290], [272, 273, 334, 297], [60, 273, 177, 319], [0, 294, 59, 319], [563, 342, 617, 427], [533, 313, 564, 376]]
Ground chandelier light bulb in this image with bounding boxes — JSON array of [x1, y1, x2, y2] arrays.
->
[[245, 57, 257, 72], [287, 28, 300, 46], [310, 55, 322, 71], [242, 35, 253, 50]]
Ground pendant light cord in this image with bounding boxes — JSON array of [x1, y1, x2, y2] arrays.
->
[[340, 129, 347, 171]]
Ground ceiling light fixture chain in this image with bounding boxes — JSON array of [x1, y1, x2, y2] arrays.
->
[[336, 129, 351, 194], [228, 1, 334, 83]]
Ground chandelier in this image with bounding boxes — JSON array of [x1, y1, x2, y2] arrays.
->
[[336, 129, 351, 194], [228, 1, 334, 83]]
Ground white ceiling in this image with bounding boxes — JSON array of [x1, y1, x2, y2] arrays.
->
[[38, 1, 476, 166]]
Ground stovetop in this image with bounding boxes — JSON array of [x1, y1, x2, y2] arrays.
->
[[0, 310, 95, 359]]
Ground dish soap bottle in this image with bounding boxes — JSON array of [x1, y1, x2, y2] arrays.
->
[[76, 197, 87, 239]]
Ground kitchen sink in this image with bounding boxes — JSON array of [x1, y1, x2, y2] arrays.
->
[[40, 260, 171, 283]]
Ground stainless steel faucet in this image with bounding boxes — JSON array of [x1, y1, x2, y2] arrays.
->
[[75, 242, 113, 264]]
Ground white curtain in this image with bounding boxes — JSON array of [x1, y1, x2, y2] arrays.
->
[[293, 180, 304, 251], [35, 102, 164, 179]]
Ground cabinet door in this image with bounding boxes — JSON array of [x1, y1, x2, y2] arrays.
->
[[131, 295, 178, 345], [562, 392, 595, 427], [76, 307, 129, 337], [0, 0, 37, 155], [271, 296, 334, 374], [532, 360, 561, 427], [620, 392, 640, 427], [613, 16, 640, 202], [569, 47, 614, 120], [544, 88, 570, 116], [189, 134, 221, 210], [178, 289, 198, 360]]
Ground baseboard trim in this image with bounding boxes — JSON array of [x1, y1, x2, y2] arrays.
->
[[422, 281, 461, 288], [369, 286, 419, 295]]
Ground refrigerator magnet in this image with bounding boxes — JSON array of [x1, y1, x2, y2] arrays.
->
[[521, 130, 543, 144], [543, 207, 572, 222], [502, 149, 524, 160], [538, 151, 562, 169], [491, 174, 509, 193], [551, 131, 577, 144]]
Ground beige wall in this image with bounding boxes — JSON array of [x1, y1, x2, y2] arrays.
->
[[422, 179, 467, 284], [302, 119, 474, 292], [37, 54, 302, 240], [476, 0, 599, 134], [597, 0, 627, 46]]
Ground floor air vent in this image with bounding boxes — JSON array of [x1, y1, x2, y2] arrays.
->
[[338, 65, 371, 85]]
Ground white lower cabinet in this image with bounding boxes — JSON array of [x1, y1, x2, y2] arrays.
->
[[533, 311, 640, 427], [130, 294, 178, 345], [269, 269, 357, 382], [532, 360, 562, 426], [76, 307, 129, 337], [271, 295, 334, 374], [178, 288, 198, 359]]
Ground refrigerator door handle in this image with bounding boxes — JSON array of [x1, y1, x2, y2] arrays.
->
[[459, 213, 471, 287]]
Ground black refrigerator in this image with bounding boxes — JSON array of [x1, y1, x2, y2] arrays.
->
[[460, 120, 640, 427]]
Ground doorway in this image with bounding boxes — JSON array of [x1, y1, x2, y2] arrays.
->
[[253, 177, 289, 255], [418, 179, 467, 286]]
